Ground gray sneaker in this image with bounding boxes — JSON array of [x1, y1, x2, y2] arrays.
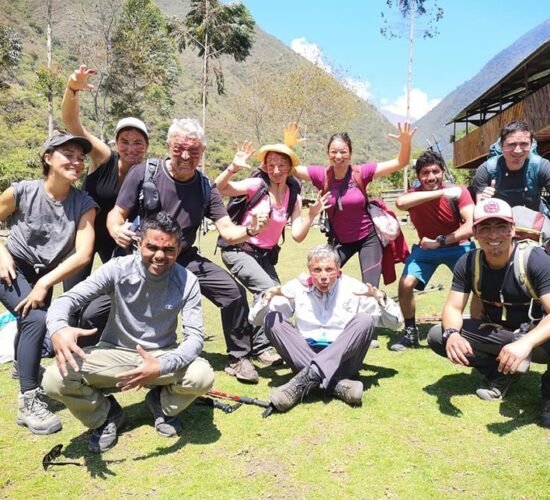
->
[[390, 327, 420, 351], [89, 396, 125, 453], [476, 374, 518, 401], [16, 387, 62, 435], [224, 357, 259, 384], [146, 387, 181, 437], [254, 347, 284, 367], [270, 367, 321, 412], [331, 379, 363, 407]]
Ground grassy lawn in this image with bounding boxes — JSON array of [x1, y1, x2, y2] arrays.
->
[[0, 224, 549, 498]]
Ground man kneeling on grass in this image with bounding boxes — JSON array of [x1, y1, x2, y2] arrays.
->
[[42, 212, 214, 452], [249, 244, 402, 412]]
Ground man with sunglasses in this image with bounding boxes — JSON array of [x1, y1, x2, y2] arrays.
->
[[107, 118, 267, 384], [427, 199, 550, 427], [249, 244, 402, 413], [42, 212, 215, 452], [473, 120, 550, 210]]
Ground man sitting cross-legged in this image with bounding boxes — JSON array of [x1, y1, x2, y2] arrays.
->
[[249, 244, 402, 413], [42, 212, 215, 452]]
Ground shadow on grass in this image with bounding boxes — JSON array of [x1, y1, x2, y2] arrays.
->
[[56, 397, 220, 478], [359, 363, 399, 391], [423, 372, 480, 417]]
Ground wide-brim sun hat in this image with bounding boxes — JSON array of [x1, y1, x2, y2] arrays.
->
[[40, 132, 92, 158], [257, 143, 300, 169], [115, 117, 149, 140]]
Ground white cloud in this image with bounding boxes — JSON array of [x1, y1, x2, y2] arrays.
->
[[290, 37, 332, 74], [381, 87, 441, 121], [290, 37, 371, 101]]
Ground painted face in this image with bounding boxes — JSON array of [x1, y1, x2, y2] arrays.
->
[[327, 138, 351, 168], [46, 142, 86, 183], [473, 219, 514, 261], [167, 134, 204, 180], [308, 257, 341, 293], [139, 228, 181, 276], [265, 151, 291, 184], [501, 130, 531, 171], [116, 128, 148, 166], [417, 164, 444, 191]]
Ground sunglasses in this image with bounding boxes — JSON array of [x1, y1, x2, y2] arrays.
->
[[42, 444, 82, 471]]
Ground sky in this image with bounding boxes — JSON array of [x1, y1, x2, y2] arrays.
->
[[241, 0, 548, 121]]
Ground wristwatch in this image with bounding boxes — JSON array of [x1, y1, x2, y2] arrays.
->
[[442, 328, 460, 341], [436, 234, 447, 248]]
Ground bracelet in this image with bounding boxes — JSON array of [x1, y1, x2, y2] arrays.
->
[[68, 87, 80, 96], [227, 166, 237, 174]]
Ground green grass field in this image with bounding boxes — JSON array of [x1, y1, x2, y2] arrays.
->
[[0, 225, 549, 498]]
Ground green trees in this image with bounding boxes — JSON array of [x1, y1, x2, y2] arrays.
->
[[0, 26, 22, 89], [106, 0, 180, 122]]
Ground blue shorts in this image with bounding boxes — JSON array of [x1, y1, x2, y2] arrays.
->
[[402, 241, 475, 291]]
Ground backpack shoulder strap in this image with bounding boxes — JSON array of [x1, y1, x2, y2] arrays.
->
[[351, 165, 367, 197], [285, 176, 301, 217], [322, 166, 335, 194], [197, 171, 213, 212], [472, 248, 483, 297], [145, 158, 159, 182], [514, 239, 539, 300], [246, 179, 269, 212]]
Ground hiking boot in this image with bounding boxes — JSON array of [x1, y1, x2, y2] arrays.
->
[[11, 361, 46, 383], [89, 396, 125, 453], [16, 387, 62, 435], [270, 367, 321, 412], [390, 326, 420, 351], [331, 379, 363, 407], [224, 357, 259, 384], [145, 387, 181, 438], [476, 374, 519, 401], [253, 347, 284, 367], [541, 400, 550, 428]]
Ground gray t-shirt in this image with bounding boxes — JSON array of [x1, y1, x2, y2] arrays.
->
[[46, 253, 204, 375], [7, 179, 98, 269]]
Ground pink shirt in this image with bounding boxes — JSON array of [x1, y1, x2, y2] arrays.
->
[[308, 163, 377, 244], [241, 178, 297, 249]]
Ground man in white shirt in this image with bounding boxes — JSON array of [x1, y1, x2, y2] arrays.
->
[[249, 244, 402, 413]]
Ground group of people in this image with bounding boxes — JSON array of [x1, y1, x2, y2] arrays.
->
[[1, 63, 549, 453]]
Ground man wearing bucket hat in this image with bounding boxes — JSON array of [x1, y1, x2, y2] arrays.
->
[[214, 142, 329, 365], [427, 198, 550, 427]]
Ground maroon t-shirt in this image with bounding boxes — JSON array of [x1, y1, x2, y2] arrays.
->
[[116, 159, 227, 253]]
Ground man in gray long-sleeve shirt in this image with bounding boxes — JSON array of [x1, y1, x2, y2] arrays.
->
[[42, 212, 214, 453]]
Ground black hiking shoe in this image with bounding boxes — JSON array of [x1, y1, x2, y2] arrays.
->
[[476, 373, 519, 401], [89, 396, 125, 453], [269, 367, 321, 412], [146, 387, 182, 437], [390, 326, 420, 351]]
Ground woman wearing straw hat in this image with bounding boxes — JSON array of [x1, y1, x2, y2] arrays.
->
[[0, 131, 97, 435], [215, 142, 329, 365]]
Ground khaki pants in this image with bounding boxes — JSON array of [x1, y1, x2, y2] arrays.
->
[[42, 342, 215, 429]]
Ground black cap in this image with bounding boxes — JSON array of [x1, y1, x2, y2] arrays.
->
[[40, 131, 92, 158]]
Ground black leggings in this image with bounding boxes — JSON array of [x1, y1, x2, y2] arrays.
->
[[0, 258, 53, 392], [334, 230, 383, 287]]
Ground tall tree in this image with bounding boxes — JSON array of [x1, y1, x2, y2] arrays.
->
[[0, 26, 22, 90], [169, 0, 255, 139], [106, 0, 180, 123], [380, 0, 443, 189]]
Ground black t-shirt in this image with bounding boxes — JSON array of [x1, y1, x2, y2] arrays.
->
[[82, 151, 121, 260], [115, 159, 228, 253], [452, 244, 550, 330], [472, 157, 550, 210]]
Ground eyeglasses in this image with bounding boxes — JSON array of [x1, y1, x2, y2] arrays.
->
[[42, 444, 82, 471], [502, 142, 531, 151], [475, 223, 513, 237]]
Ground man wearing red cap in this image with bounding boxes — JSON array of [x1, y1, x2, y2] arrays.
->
[[427, 198, 550, 427]]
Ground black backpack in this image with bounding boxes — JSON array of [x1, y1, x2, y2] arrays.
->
[[217, 169, 301, 248]]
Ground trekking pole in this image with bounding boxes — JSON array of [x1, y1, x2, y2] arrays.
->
[[197, 396, 242, 414], [207, 389, 271, 409]]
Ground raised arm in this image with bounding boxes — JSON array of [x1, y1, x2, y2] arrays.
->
[[214, 142, 254, 196], [61, 65, 111, 171], [373, 122, 416, 179]]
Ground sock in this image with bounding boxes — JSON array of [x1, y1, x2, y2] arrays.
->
[[404, 318, 416, 330]]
